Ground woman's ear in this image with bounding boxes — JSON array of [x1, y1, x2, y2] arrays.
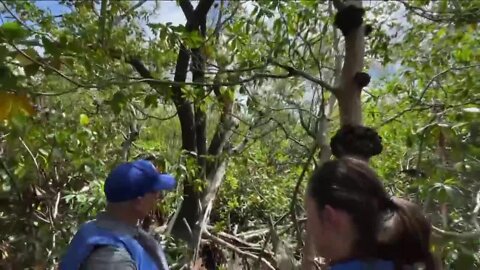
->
[[322, 205, 337, 226], [323, 205, 349, 231]]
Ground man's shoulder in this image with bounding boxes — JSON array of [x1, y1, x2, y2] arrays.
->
[[81, 245, 137, 270]]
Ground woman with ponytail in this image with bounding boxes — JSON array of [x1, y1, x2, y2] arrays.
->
[[304, 157, 439, 270]]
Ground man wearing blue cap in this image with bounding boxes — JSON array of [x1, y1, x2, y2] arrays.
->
[[59, 159, 176, 270]]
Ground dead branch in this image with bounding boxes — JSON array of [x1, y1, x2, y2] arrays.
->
[[203, 230, 277, 270], [206, 227, 276, 258]]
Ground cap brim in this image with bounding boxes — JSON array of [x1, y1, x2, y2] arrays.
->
[[152, 173, 176, 191]]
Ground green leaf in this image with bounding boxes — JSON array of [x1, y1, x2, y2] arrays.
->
[[0, 45, 9, 61], [13, 163, 27, 178], [300, 0, 316, 7], [413, 0, 431, 6], [436, 27, 447, 39], [24, 63, 40, 77], [181, 30, 204, 48], [0, 65, 18, 89], [453, 252, 475, 269], [144, 94, 158, 108], [438, 0, 448, 13], [79, 114, 90, 126], [454, 48, 472, 62], [0, 22, 28, 42], [109, 92, 127, 115], [42, 37, 61, 56]]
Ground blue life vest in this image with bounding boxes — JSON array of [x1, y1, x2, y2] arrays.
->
[[59, 220, 159, 270], [330, 259, 395, 270]]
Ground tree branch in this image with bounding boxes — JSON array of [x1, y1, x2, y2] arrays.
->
[[290, 147, 316, 248], [98, 0, 108, 47], [191, 0, 215, 28], [130, 103, 178, 121], [179, 0, 195, 22], [10, 43, 87, 87], [270, 60, 337, 93], [207, 73, 238, 158], [432, 226, 480, 240]]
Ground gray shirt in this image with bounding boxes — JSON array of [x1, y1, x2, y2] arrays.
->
[[80, 212, 169, 270]]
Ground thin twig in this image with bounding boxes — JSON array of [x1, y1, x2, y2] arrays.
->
[[10, 43, 88, 87], [19, 137, 42, 180], [432, 226, 480, 239], [131, 103, 178, 121], [53, 191, 61, 219], [379, 105, 432, 127]]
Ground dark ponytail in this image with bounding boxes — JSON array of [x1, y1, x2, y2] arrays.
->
[[376, 197, 439, 270]]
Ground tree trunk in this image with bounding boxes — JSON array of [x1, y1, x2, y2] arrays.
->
[[302, 0, 369, 269], [167, 0, 215, 246]]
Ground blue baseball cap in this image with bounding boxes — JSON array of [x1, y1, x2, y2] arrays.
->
[[104, 159, 176, 203]]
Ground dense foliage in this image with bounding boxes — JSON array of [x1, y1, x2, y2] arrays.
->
[[0, 0, 478, 269]]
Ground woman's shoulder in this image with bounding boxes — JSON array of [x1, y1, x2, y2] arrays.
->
[[329, 259, 394, 270]]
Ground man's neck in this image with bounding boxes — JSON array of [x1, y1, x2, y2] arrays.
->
[[105, 204, 139, 226]]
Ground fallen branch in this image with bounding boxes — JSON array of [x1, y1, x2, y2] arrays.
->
[[203, 230, 277, 270], [207, 228, 276, 259], [234, 217, 307, 242]]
